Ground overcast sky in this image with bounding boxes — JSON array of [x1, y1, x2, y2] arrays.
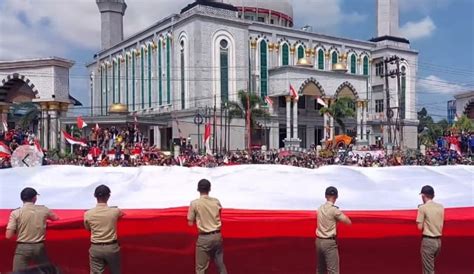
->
[[0, 0, 472, 119]]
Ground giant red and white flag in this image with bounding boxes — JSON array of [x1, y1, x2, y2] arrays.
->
[[0, 165, 472, 273], [76, 116, 87, 129], [1, 121, 7, 132], [289, 84, 298, 100], [264, 96, 273, 106], [62, 130, 88, 147], [204, 122, 212, 155]]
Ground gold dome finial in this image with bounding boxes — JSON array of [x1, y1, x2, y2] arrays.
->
[[109, 103, 129, 114]]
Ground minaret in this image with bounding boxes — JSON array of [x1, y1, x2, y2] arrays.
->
[[376, 0, 399, 37], [96, 0, 127, 50]]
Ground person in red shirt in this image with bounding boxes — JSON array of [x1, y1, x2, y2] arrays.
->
[[89, 144, 101, 162]]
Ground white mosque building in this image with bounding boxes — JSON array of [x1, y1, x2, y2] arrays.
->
[[87, 0, 419, 151]]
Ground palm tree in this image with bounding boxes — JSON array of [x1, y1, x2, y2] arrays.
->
[[319, 97, 356, 134], [10, 102, 41, 129], [454, 115, 474, 132], [227, 90, 270, 148]]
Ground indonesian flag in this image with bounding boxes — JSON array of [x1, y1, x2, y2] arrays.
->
[[95, 123, 100, 131], [289, 84, 298, 100], [0, 141, 11, 158], [76, 116, 87, 129], [264, 96, 273, 106], [62, 130, 88, 147], [316, 97, 328, 108], [204, 122, 212, 155], [0, 166, 472, 273], [454, 114, 459, 122], [1, 121, 7, 132]]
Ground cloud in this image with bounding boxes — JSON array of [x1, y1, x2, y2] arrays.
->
[[400, 17, 436, 40], [399, 0, 451, 13], [417, 75, 469, 94], [292, 0, 366, 33]]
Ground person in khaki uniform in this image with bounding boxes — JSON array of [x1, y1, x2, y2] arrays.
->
[[316, 186, 351, 274], [84, 185, 124, 274], [187, 179, 228, 274], [5, 187, 59, 271], [416, 185, 444, 274]]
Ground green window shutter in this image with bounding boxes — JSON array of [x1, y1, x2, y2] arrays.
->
[[350, 55, 356, 74], [166, 37, 171, 105], [298, 46, 305, 60], [100, 67, 103, 115], [141, 47, 145, 109], [401, 71, 406, 119], [318, 49, 324, 70], [105, 66, 108, 114], [180, 47, 185, 109], [118, 60, 121, 103], [220, 49, 229, 103], [132, 51, 135, 111], [112, 61, 116, 103], [148, 44, 152, 108], [332, 52, 338, 64], [282, 44, 289, 66], [158, 42, 163, 106], [125, 56, 129, 108], [260, 40, 268, 98], [363, 56, 369, 76]]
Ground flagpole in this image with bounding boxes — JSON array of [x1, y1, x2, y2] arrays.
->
[[70, 125, 74, 154]]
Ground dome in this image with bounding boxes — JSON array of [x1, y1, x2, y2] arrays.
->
[[223, 0, 293, 19]]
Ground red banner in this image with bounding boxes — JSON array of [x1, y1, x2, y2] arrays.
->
[[1, 207, 473, 273]]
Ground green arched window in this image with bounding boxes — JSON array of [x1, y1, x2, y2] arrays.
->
[[318, 49, 324, 70], [363, 56, 369, 76], [112, 60, 116, 103], [297, 46, 305, 60], [350, 54, 356, 74], [282, 43, 289, 66], [157, 41, 163, 106], [260, 40, 268, 98], [166, 36, 171, 105], [332, 51, 338, 64], [220, 39, 229, 103], [140, 47, 145, 109], [100, 67, 104, 115], [148, 43, 152, 108]]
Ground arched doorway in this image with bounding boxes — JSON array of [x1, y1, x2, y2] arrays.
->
[[298, 78, 326, 147], [463, 99, 474, 119], [334, 82, 359, 138]]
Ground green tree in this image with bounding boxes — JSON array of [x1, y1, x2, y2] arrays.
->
[[319, 97, 356, 133], [227, 90, 270, 146], [454, 115, 474, 132]]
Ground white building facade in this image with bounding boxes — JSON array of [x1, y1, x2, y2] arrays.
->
[[88, 0, 419, 150]]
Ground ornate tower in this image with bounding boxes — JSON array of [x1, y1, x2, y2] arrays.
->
[[376, 0, 399, 37], [96, 0, 127, 50]]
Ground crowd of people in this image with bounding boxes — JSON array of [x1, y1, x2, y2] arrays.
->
[[1, 127, 473, 169]]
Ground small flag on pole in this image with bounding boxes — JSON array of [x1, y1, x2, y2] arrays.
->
[[77, 116, 87, 129], [265, 96, 273, 106], [289, 84, 298, 100], [95, 123, 100, 131], [316, 97, 328, 108]]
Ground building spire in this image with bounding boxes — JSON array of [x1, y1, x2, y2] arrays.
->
[[376, 0, 399, 37], [96, 0, 127, 50]]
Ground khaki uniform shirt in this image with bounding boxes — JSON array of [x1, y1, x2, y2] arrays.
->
[[416, 200, 444, 237], [187, 195, 222, 233], [316, 201, 347, 238], [6, 202, 54, 243], [84, 203, 121, 243]]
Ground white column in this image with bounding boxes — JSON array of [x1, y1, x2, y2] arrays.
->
[[49, 109, 58, 150], [43, 110, 49, 150], [293, 97, 298, 139], [357, 101, 363, 142], [286, 96, 291, 140], [362, 101, 367, 141]]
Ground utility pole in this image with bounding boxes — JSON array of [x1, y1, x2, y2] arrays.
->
[[247, 91, 251, 152], [220, 102, 223, 154], [395, 57, 404, 149], [383, 57, 392, 144]]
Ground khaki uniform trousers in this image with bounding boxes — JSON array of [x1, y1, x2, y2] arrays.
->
[[316, 238, 339, 274], [195, 233, 228, 274], [12, 242, 49, 271], [89, 243, 121, 274], [421, 237, 441, 274]]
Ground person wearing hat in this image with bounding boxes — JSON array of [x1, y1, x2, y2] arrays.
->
[[187, 179, 228, 274], [84, 184, 124, 274], [5, 187, 59, 271], [316, 186, 352, 274], [416, 185, 444, 274]]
